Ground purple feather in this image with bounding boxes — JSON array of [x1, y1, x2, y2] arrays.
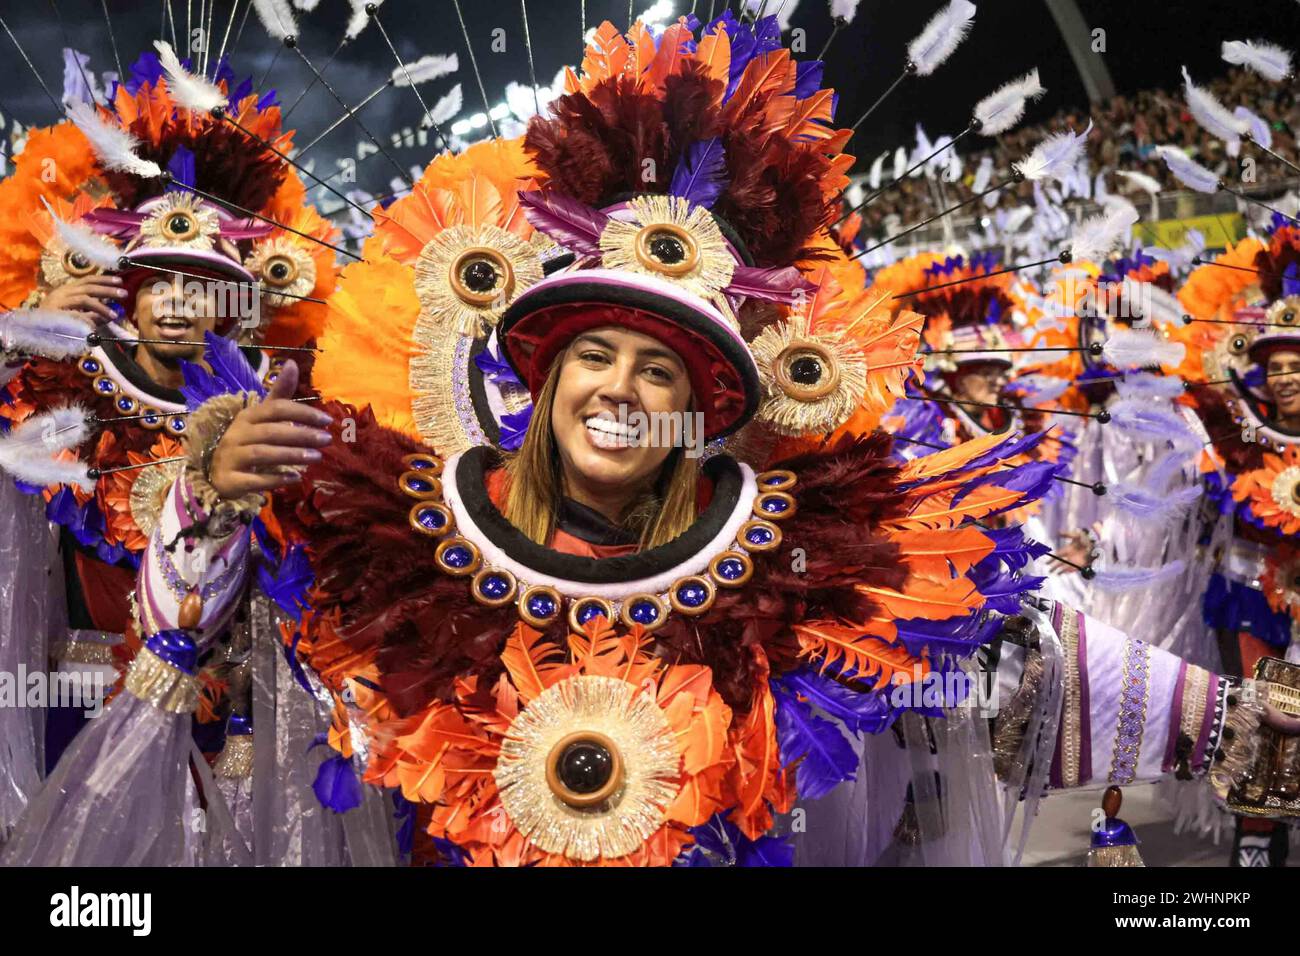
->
[[82, 207, 147, 238], [202, 331, 267, 397], [257, 543, 313, 621], [166, 146, 196, 190], [518, 191, 608, 258], [1284, 263, 1300, 298], [473, 342, 520, 384], [724, 265, 816, 303], [669, 137, 728, 209], [497, 407, 533, 451], [777, 666, 895, 735], [895, 613, 1002, 660], [771, 683, 861, 800], [311, 753, 363, 813], [680, 813, 794, 867], [178, 360, 227, 410]]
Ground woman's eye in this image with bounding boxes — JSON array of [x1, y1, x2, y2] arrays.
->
[[643, 365, 673, 382], [579, 351, 610, 365]]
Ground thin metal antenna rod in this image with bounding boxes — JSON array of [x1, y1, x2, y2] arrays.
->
[[284, 38, 414, 185], [850, 64, 916, 134], [852, 176, 1017, 259], [214, 0, 243, 78], [520, 0, 541, 116], [282, 34, 348, 121], [891, 254, 1067, 299], [296, 81, 392, 158], [100, 0, 125, 80], [452, 0, 498, 139], [156, 177, 365, 261], [112, 256, 329, 305], [0, 15, 63, 114], [48, 0, 96, 105], [837, 124, 976, 225], [368, 8, 451, 150], [213, 106, 376, 218]]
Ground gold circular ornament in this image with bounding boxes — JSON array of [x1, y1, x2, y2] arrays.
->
[[754, 469, 797, 492], [667, 575, 716, 616], [619, 593, 668, 632], [408, 501, 455, 538], [518, 584, 564, 628], [544, 730, 625, 808], [247, 239, 317, 307], [413, 224, 543, 336], [737, 518, 782, 553], [449, 246, 515, 306], [138, 406, 165, 430], [129, 456, 185, 538], [1267, 297, 1300, 328], [493, 674, 682, 862], [139, 194, 220, 251], [749, 315, 869, 437], [568, 597, 614, 633], [752, 490, 797, 522], [634, 223, 700, 277], [471, 568, 518, 608], [62, 249, 97, 278], [402, 453, 444, 475], [708, 550, 754, 588], [434, 537, 482, 576], [398, 469, 443, 499]]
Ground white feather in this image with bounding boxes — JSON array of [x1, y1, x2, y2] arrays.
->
[[0, 310, 93, 360], [1181, 66, 1247, 144], [1115, 372, 1186, 401], [1114, 169, 1161, 195], [64, 101, 162, 178], [1153, 144, 1219, 194], [424, 84, 463, 129], [1068, 204, 1137, 262], [892, 145, 908, 180], [1119, 277, 1184, 329], [830, 0, 861, 22], [867, 150, 888, 189], [346, 0, 380, 40], [41, 199, 121, 270], [1099, 194, 1140, 224], [1002, 205, 1033, 233], [907, 0, 977, 77], [1234, 105, 1272, 149], [1014, 121, 1092, 184], [971, 153, 993, 193], [777, 0, 802, 31], [293, 0, 323, 9], [394, 53, 458, 87], [1103, 329, 1185, 370], [1221, 39, 1293, 82], [252, 0, 297, 40], [0, 406, 94, 491], [973, 68, 1045, 136], [154, 41, 225, 113]]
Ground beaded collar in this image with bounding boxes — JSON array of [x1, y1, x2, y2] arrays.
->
[[396, 445, 799, 632]]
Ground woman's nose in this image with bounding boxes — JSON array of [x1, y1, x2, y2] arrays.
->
[[597, 360, 639, 406]]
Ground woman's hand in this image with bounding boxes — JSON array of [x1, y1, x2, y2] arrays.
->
[[209, 359, 333, 500], [38, 274, 127, 323]]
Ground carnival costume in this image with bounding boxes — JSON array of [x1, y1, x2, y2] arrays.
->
[[1, 12, 1290, 868], [0, 45, 340, 851]]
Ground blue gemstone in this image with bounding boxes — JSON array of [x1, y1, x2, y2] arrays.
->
[[442, 545, 472, 568], [717, 557, 745, 580], [416, 506, 446, 530], [746, 526, 774, 546], [116, 397, 134, 411], [406, 475, 433, 492], [677, 582, 708, 607], [81, 359, 100, 373], [575, 601, 606, 625], [143, 414, 160, 425], [527, 593, 557, 619], [760, 496, 788, 514], [96, 378, 115, 392], [629, 600, 659, 625], [409, 458, 435, 470], [763, 474, 786, 485], [169, 417, 186, 431], [479, 573, 511, 599]]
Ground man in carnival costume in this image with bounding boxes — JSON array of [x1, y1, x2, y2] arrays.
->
[[4, 13, 1298, 868], [1173, 222, 1300, 865], [0, 43, 341, 855]]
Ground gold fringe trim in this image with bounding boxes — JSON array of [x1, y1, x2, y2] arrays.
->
[[1087, 845, 1145, 867], [1211, 680, 1267, 802], [749, 314, 869, 437], [412, 224, 543, 337], [214, 734, 255, 779], [183, 392, 268, 532], [992, 646, 1044, 782], [1057, 608, 1083, 788], [123, 646, 201, 714]]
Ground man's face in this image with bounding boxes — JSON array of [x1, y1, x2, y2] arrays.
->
[[132, 274, 224, 365], [952, 361, 1009, 407], [549, 326, 693, 496], [1265, 348, 1300, 422]]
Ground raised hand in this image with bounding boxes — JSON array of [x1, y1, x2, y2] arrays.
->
[[208, 359, 333, 500], [39, 274, 127, 324]]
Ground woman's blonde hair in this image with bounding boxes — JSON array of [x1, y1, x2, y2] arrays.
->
[[502, 351, 698, 550]]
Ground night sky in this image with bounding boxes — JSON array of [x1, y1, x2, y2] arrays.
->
[[3, 0, 1299, 204]]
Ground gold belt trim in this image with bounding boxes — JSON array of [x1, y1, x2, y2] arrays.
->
[[123, 646, 201, 714]]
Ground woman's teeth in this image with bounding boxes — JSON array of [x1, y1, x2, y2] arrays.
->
[[585, 415, 641, 449]]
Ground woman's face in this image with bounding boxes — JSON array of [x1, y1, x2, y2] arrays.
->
[[953, 361, 1009, 406], [550, 326, 693, 499]]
